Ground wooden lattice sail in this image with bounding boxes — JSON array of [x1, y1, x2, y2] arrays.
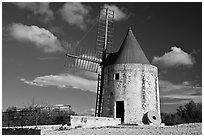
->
[[64, 7, 115, 117], [65, 46, 102, 73]]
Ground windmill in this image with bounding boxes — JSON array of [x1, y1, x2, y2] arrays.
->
[[64, 7, 114, 117]]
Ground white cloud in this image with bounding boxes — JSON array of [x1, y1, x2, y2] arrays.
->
[[72, 70, 98, 81], [39, 57, 59, 60], [49, 26, 64, 35], [59, 2, 92, 30], [20, 73, 97, 93], [7, 23, 64, 53], [159, 80, 183, 92], [162, 94, 202, 103], [103, 4, 130, 21], [161, 95, 202, 106], [13, 2, 54, 22], [159, 79, 202, 104], [152, 47, 195, 68]]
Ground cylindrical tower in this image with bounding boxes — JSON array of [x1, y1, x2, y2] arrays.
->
[[101, 27, 161, 124]]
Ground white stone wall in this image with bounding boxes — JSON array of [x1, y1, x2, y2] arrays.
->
[[71, 116, 121, 128], [102, 64, 161, 124]]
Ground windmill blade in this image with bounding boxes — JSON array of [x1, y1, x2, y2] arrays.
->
[[65, 46, 102, 73], [96, 8, 114, 55]]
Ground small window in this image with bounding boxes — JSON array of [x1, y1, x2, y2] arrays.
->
[[114, 73, 119, 80]]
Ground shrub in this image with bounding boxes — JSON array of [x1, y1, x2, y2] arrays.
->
[[161, 100, 202, 125], [3, 106, 77, 127]]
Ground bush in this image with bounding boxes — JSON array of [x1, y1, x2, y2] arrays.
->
[[3, 106, 77, 127], [161, 100, 202, 125]]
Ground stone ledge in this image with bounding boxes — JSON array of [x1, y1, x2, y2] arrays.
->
[[71, 116, 121, 128]]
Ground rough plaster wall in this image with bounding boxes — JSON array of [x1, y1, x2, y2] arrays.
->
[[102, 64, 160, 124], [124, 64, 143, 124], [143, 67, 156, 113], [102, 71, 114, 117], [71, 116, 121, 127]]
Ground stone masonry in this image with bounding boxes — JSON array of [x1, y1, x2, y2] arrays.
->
[[102, 63, 160, 124]]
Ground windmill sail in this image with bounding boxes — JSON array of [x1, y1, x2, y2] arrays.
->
[[65, 46, 102, 73], [64, 7, 114, 74], [64, 7, 115, 117], [96, 8, 114, 57], [94, 8, 114, 117]]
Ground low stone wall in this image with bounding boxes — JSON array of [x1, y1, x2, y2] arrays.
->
[[71, 116, 121, 128]]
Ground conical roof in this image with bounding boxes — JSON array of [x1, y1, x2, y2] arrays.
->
[[104, 27, 150, 66]]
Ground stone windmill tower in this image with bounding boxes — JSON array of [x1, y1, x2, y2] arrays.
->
[[101, 27, 161, 125], [65, 7, 161, 125]]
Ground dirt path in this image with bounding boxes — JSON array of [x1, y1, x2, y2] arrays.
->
[[41, 123, 202, 135]]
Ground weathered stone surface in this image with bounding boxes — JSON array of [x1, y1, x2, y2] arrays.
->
[[102, 63, 161, 124], [70, 116, 121, 128]]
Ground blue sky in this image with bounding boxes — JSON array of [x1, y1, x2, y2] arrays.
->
[[2, 2, 202, 115]]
